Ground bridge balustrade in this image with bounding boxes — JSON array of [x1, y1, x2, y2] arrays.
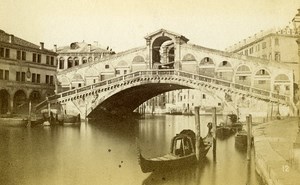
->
[[47, 69, 291, 107], [251, 88, 270, 96]]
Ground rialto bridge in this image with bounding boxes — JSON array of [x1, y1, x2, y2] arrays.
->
[[38, 29, 295, 118]]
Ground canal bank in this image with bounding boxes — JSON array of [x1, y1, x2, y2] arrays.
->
[[253, 117, 300, 185]]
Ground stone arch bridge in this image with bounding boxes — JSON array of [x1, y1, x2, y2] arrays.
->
[[37, 29, 295, 118]]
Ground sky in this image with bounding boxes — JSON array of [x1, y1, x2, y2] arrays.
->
[[0, 0, 300, 52]]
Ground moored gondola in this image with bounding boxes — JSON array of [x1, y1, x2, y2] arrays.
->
[[138, 129, 212, 173]]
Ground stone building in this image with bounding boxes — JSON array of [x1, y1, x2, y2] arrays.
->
[[55, 41, 115, 91], [225, 9, 300, 100], [0, 29, 57, 115]]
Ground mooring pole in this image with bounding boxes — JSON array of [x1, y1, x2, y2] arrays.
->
[[194, 106, 201, 161], [212, 107, 217, 161], [247, 114, 252, 160], [27, 101, 31, 127], [48, 101, 51, 123]]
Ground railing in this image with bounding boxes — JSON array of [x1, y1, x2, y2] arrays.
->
[[49, 69, 290, 105]]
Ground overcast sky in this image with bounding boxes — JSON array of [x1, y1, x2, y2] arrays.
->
[[0, 0, 299, 52]]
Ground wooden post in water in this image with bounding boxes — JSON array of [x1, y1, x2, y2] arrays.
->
[[194, 106, 201, 161], [48, 101, 51, 124], [212, 107, 217, 161], [27, 101, 31, 127], [247, 114, 252, 160]]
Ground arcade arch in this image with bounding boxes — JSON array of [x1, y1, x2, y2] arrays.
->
[[0, 89, 10, 114]]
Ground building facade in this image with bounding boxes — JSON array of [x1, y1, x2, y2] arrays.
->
[[55, 41, 115, 91], [225, 9, 300, 103], [0, 29, 57, 115]]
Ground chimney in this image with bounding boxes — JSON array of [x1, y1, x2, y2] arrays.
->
[[9, 34, 14, 43], [54, 44, 57, 52], [88, 44, 91, 52], [40, 42, 44, 50]]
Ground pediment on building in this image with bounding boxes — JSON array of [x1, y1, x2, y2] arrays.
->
[[144, 28, 189, 43]]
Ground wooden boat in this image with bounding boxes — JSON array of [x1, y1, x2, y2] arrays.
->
[[235, 130, 248, 148], [216, 114, 243, 138], [138, 129, 212, 173]]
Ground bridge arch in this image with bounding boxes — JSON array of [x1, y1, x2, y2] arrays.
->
[[274, 74, 291, 95], [151, 36, 174, 68], [235, 64, 252, 85], [182, 53, 196, 61], [71, 73, 84, 88], [215, 60, 234, 81], [132, 55, 145, 63], [0, 89, 10, 114], [253, 68, 271, 90], [198, 57, 215, 77], [13, 90, 27, 114]]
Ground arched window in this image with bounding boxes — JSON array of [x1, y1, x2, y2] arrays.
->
[[67, 57, 73, 68], [199, 57, 214, 65], [219, 61, 231, 67], [88, 57, 92, 62], [74, 57, 79, 66], [59, 57, 64, 69], [182, 53, 196, 61], [132, 56, 145, 63], [82, 57, 87, 64]]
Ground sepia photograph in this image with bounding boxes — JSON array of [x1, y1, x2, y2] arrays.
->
[[0, 0, 300, 184]]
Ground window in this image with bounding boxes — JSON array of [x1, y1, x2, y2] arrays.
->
[[51, 57, 54, 66], [218, 103, 221, 106], [245, 49, 248, 56], [37, 54, 41, 63], [4, 70, 9, 80], [22, 51, 26, 60], [16, 72, 20, 81], [74, 57, 79, 66], [275, 52, 280, 61], [32, 73, 36, 83], [286, 85, 290, 91], [21, 72, 25, 82], [124, 70, 127, 75], [105, 64, 109, 69], [0, 69, 3, 79], [67, 57, 73, 68], [239, 76, 246, 81], [59, 58, 64, 69], [5, 48, 10, 58], [50, 76, 54, 85], [202, 94, 206, 99], [32, 53, 36, 62], [257, 44, 260, 51], [0, 48, 4, 57], [82, 57, 87, 64], [46, 75, 49, 84], [88, 57, 92, 62], [37, 74, 40, 83], [17, 50, 21, 60], [262, 55, 267, 59], [249, 47, 253, 54], [262, 42, 266, 49], [116, 70, 120, 75], [258, 80, 266, 84], [275, 38, 279, 46], [46, 56, 50, 65]]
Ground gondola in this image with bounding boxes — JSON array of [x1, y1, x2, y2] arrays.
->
[[138, 129, 212, 173]]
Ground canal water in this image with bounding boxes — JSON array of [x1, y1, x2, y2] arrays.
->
[[0, 115, 263, 185]]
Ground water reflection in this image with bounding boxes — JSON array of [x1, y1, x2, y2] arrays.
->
[[0, 115, 263, 185]]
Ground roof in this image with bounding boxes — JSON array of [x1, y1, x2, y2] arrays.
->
[[57, 42, 115, 54], [144, 28, 189, 43], [0, 29, 56, 54]]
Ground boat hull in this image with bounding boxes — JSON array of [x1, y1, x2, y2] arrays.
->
[[139, 153, 197, 173]]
